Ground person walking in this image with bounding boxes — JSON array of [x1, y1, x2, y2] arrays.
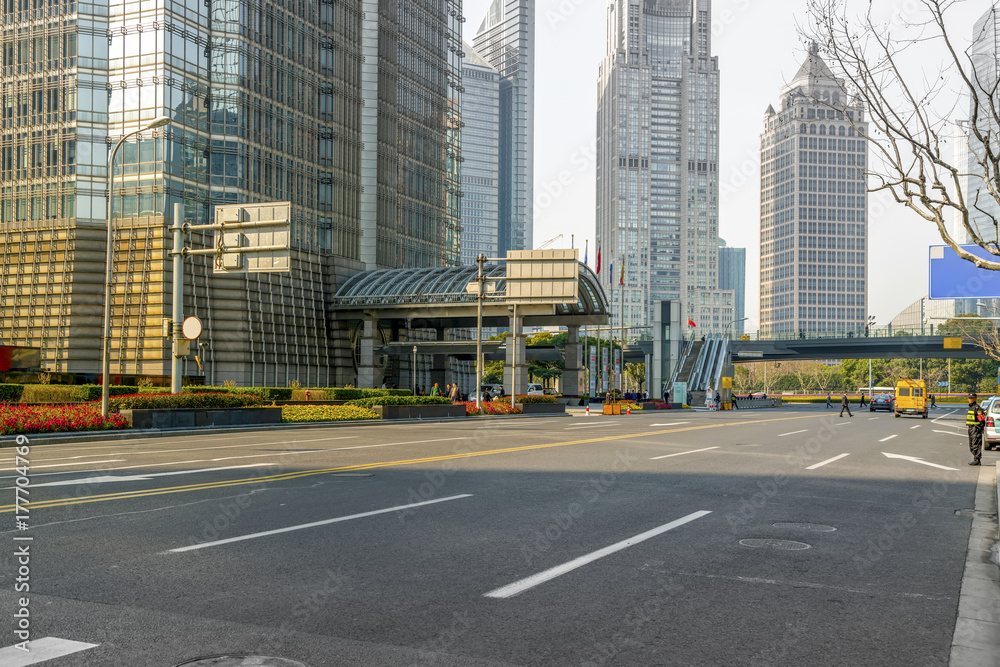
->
[[966, 393, 986, 466], [448, 382, 460, 403], [430, 382, 440, 396], [930, 393, 937, 408], [714, 391, 721, 411], [826, 393, 832, 409], [732, 394, 740, 410], [839, 393, 853, 418], [859, 391, 868, 408]]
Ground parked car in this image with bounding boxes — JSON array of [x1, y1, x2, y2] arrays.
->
[[542, 388, 562, 397], [469, 384, 505, 402], [985, 401, 1000, 451], [526, 383, 544, 396], [869, 393, 895, 412]]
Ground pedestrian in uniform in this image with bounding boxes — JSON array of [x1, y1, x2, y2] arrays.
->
[[966, 393, 985, 466], [839, 393, 853, 418]]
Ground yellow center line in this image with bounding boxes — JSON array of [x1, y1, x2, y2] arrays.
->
[[3, 414, 819, 513]]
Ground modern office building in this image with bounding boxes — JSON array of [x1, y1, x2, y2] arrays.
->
[[472, 0, 534, 255], [459, 42, 500, 265], [0, 0, 462, 385], [718, 239, 746, 335], [595, 0, 733, 337], [758, 44, 868, 337], [968, 4, 1000, 243]]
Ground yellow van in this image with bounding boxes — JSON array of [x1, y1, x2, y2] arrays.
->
[[894, 378, 927, 419]]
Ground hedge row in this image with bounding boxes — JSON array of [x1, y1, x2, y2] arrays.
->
[[513, 395, 560, 404], [0, 384, 24, 402], [344, 396, 452, 408], [108, 392, 266, 412], [326, 388, 412, 400], [3, 384, 412, 404]]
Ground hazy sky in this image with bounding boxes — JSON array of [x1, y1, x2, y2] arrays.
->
[[461, 0, 989, 331]]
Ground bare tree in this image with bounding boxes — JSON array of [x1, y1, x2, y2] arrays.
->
[[804, 0, 1000, 268], [809, 362, 839, 393]]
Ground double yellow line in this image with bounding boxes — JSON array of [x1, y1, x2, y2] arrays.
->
[[2, 414, 819, 513]]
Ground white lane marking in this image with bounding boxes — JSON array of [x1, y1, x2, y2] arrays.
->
[[933, 430, 965, 438], [882, 452, 958, 471], [168, 494, 474, 553], [0, 437, 472, 481], [24, 459, 124, 470], [835, 422, 851, 426], [650, 422, 691, 427], [806, 453, 850, 470], [0, 637, 99, 665], [778, 430, 808, 437], [484, 511, 712, 599], [28, 463, 266, 488], [878, 435, 897, 442], [565, 423, 622, 430], [868, 417, 878, 421], [650, 447, 719, 460]]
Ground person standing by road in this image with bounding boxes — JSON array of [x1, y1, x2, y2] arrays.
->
[[430, 382, 440, 396], [448, 382, 460, 403], [839, 393, 853, 418], [966, 393, 985, 466], [826, 393, 832, 409]]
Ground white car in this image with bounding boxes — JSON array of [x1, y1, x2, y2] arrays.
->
[[985, 400, 1000, 451], [526, 383, 544, 396]]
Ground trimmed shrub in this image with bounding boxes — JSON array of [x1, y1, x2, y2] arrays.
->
[[344, 395, 451, 408], [327, 387, 412, 400], [21, 385, 89, 403], [74, 385, 169, 402], [194, 386, 293, 401], [514, 395, 559, 404], [282, 405, 381, 422], [0, 384, 25, 403], [107, 392, 265, 412], [458, 401, 522, 416]]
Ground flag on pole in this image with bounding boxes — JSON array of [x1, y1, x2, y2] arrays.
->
[[688, 318, 697, 327], [619, 254, 624, 286], [609, 257, 614, 284], [596, 242, 601, 275], [584, 239, 588, 266]]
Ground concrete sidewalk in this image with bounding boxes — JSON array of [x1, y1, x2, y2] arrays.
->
[[949, 462, 1000, 666]]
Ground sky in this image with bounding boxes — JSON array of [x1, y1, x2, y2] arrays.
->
[[460, 0, 990, 331]]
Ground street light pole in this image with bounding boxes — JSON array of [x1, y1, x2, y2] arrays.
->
[[101, 116, 172, 417], [475, 253, 486, 412]]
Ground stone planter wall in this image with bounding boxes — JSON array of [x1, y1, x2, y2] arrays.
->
[[120, 407, 283, 429], [372, 404, 466, 419]]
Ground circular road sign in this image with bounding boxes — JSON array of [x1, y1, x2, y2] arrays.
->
[[182, 316, 203, 340]]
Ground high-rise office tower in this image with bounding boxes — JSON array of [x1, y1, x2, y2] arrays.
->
[[718, 239, 746, 335], [596, 0, 732, 335], [0, 0, 462, 384], [759, 45, 868, 338], [459, 43, 500, 265], [472, 0, 534, 254], [967, 5, 1000, 245]]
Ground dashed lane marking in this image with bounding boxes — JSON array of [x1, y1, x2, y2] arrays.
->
[[0, 637, 98, 665], [650, 447, 719, 460], [806, 453, 850, 470]]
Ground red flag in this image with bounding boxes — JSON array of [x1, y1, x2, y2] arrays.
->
[[619, 254, 624, 286], [688, 318, 697, 327], [596, 243, 601, 275]]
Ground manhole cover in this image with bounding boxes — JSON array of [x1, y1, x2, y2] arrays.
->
[[772, 522, 837, 532], [739, 539, 811, 551], [175, 657, 307, 667]]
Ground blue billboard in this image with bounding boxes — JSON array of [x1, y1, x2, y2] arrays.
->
[[928, 244, 1000, 300]]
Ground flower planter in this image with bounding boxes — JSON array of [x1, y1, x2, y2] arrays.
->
[[603, 404, 622, 415], [119, 407, 283, 429], [372, 404, 467, 420], [517, 402, 566, 414]]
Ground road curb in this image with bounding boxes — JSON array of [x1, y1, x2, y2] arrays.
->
[[1, 411, 572, 447], [949, 463, 1000, 665]]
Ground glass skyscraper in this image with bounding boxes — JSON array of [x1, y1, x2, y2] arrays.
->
[[472, 0, 534, 255], [596, 0, 732, 336], [967, 5, 1000, 245], [0, 0, 462, 385], [718, 239, 745, 336], [759, 45, 868, 338], [459, 42, 500, 265]]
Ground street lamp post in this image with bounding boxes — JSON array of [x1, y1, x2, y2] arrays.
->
[[475, 254, 486, 412], [101, 116, 172, 417]]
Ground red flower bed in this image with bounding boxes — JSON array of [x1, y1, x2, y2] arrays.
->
[[0, 403, 131, 436], [458, 401, 523, 416]]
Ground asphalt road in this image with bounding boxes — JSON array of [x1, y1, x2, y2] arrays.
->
[[0, 404, 994, 666]]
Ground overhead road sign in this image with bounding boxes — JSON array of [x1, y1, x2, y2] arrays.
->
[[211, 202, 291, 273], [504, 249, 579, 305], [943, 337, 962, 350], [929, 244, 1000, 300]]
